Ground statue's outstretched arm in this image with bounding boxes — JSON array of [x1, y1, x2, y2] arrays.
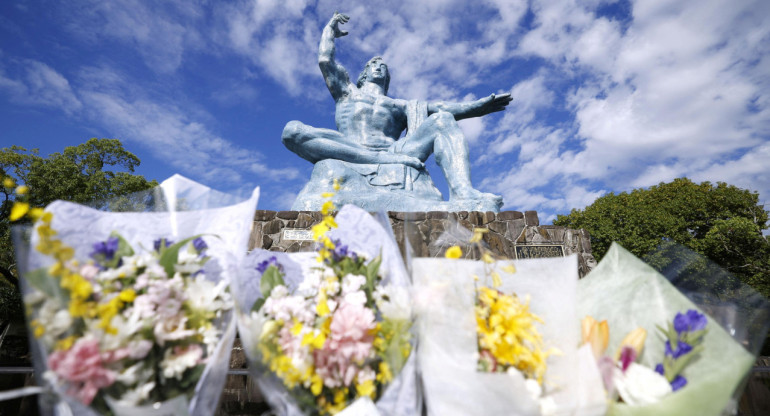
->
[[428, 93, 512, 120], [319, 12, 352, 101]]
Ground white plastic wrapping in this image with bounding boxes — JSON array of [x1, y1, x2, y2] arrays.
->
[[412, 254, 606, 416], [577, 243, 769, 416], [234, 205, 419, 415], [13, 174, 259, 416]]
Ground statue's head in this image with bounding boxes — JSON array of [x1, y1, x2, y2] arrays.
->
[[357, 56, 390, 94]]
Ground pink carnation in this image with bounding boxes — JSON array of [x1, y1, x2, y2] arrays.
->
[[48, 337, 116, 405], [313, 301, 376, 388]]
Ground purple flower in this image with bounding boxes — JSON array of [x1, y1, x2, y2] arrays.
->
[[330, 240, 357, 262], [153, 238, 173, 252], [673, 309, 707, 334], [193, 237, 207, 253], [670, 375, 687, 391], [90, 237, 119, 261], [655, 363, 664, 375], [665, 340, 693, 359], [256, 256, 280, 273]]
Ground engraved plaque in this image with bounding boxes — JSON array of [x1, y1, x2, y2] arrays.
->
[[514, 244, 565, 259], [282, 229, 314, 241]]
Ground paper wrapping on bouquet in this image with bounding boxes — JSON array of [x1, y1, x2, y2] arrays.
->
[[412, 255, 606, 416], [13, 174, 260, 416], [577, 243, 769, 416], [233, 205, 419, 416]]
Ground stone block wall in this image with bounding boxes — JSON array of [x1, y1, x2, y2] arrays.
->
[[249, 210, 597, 277]]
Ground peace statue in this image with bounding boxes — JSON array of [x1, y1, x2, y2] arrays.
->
[[283, 12, 511, 212]]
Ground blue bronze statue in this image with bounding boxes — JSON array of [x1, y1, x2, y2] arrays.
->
[[284, 12, 511, 212]]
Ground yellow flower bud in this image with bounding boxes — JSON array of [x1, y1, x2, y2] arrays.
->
[[2, 177, 14, 188], [615, 327, 647, 360], [582, 316, 609, 359], [10, 202, 29, 221], [445, 245, 462, 259]]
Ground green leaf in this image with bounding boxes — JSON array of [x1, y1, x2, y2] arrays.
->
[[259, 265, 285, 299], [251, 297, 266, 313], [23, 267, 60, 298], [106, 231, 134, 268], [159, 235, 203, 277]]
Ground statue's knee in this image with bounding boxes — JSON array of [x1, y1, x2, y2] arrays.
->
[[281, 121, 304, 147], [431, 111, 457, 128]]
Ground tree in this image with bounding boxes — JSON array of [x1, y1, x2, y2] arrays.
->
[[0, 138, 157, 320], [554, 178, 770, 299]]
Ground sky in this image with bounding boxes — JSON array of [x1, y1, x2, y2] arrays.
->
[[1, 0, 768, 225]]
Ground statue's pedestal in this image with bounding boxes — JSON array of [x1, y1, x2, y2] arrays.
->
[[248, 209, 596, 278]]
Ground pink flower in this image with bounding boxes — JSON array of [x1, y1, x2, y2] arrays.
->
[[313, 301, 376, 388], [48, 337, 116, 405]]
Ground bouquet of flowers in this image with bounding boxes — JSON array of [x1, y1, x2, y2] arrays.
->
[[234, 201, 418, 415], [577, 243, 770, 416], [410, 225, 606, 416], [13, 175, 260, 415]]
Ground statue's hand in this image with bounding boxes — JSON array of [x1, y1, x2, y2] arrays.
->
[[477, 93, 512, 115], [328, 12, 350, 38]]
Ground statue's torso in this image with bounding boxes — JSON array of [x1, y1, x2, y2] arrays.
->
[[335, 90, 407, 150]]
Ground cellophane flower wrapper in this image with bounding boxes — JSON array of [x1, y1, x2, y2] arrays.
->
[[234, 205, 419, 415], [409, 223, 606, 416], [13, 174, 260, 416], [578, 242, 770, 416]]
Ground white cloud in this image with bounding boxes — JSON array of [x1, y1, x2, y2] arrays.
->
[[485, 0, 770, 222], [59, 0, 205, 74], [0, 60, 82, 113], [78, 87, 299, 185]]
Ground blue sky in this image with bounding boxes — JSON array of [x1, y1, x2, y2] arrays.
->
[[1, 0, 768, 224]]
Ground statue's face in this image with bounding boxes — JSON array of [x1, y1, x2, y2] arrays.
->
[[366, 60, 388, 82]]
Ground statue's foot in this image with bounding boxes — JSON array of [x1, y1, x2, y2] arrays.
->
[[382, 153, 425, 170], [450, 187, 503, 208]]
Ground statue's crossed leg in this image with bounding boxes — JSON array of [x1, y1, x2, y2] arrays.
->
[[282, 112, 502, 208]]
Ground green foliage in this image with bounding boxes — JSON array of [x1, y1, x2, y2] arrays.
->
[[554, 178, 770, 299], [0, 138, 157, 321]]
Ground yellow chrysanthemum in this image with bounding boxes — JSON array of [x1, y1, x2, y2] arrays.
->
[[476, 287, 554, 384]]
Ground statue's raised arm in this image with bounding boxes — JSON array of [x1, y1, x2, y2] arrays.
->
[[318, 12, 352, 101], [428, 93, 513, 120]]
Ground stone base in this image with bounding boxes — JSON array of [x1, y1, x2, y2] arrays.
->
[[249, 209, 596, 277]]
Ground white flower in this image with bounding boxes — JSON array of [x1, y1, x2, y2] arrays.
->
[[375, 285, 411, 320], [154, 316, 195, 346], [614, 363, 672, 406], [198, 324, 221, 352], [186, 277, 232, 312], [341, 274, 366, 294], [357, 366, 376, 383], [177, 247, 199, 264], [113, 381, 156, 406], [343, 290, 367, 307], [115, 361, 149, 385], [161, 345, 203, 380], [297, 269, 322, 296], [35, 298, 71, 346], [271, 284, 288, 298], [128, 340, 153, 360], [524, 378, 542, 400]]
